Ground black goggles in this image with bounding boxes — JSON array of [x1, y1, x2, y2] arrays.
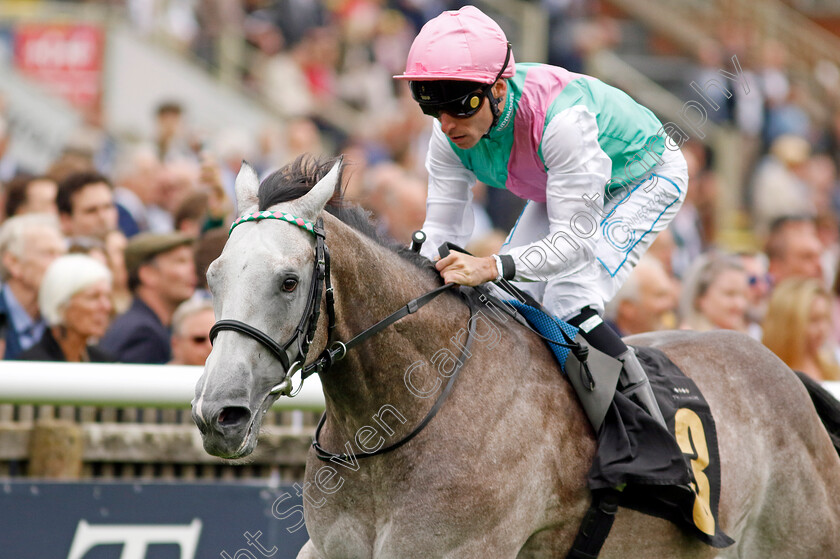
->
[[416, 86, 490, 119]]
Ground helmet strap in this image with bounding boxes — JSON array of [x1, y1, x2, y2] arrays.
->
[[481, 43, 512, 139], [483, 90, 503, 138]]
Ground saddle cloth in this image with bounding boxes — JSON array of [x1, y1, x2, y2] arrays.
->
[[509, 301, 734, 548]]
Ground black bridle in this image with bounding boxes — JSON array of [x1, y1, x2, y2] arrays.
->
[[209, 210, 592, 464], [210, 216, 336, 395], [208, 210, 472, 460]]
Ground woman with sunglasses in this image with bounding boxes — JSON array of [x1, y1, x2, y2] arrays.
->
[[395, 6, 690, 429]]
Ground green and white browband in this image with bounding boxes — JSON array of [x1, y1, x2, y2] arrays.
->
[[229, 210, 316, 236]]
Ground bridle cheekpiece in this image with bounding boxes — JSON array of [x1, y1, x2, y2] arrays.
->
[[210, 210, 336, 397]]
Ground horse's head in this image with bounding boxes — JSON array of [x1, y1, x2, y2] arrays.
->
[[192, 157, 341, 458]]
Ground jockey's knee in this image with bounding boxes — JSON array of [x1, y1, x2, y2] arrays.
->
[[566, 306, 627, 358]]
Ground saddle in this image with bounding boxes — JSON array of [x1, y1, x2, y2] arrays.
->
[[435, 242, 733, 553], [474, 282, 734, 553]]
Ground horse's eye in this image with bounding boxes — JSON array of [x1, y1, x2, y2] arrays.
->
[[282, 278, 298, 292]]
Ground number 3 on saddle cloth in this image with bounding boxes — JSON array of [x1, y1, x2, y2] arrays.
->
[[509, 301, 735, 549]]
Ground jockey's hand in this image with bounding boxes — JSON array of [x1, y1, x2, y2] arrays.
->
[[435, 252, 497, 286]]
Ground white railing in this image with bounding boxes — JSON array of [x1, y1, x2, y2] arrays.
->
[[0, 361, 837, 407], [0, 361, 325, 410]]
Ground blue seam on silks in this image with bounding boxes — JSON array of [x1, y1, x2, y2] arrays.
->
[[500, 200, 530, 250], [506, 300, 579, 373], [596, 173, 682, 277]]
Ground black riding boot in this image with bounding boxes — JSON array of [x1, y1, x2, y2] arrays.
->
[[567, 307, 667, 428]]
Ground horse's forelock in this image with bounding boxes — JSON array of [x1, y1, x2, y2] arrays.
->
[[257, 154, 344, 211]]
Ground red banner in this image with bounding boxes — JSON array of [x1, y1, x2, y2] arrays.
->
[[13, 23, 104, 112]]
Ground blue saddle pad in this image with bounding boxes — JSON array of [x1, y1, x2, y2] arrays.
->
[[506, 300, 579, 372]]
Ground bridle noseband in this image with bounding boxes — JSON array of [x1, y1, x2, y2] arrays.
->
[[209, 210, 337, 396]]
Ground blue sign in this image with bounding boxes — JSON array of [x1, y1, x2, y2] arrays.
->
[[0, 481, 310, 558]]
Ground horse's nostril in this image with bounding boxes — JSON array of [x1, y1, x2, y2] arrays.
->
[[218, 406, 250, 427]]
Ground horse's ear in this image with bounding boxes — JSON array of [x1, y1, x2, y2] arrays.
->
[[235, 161, 260, 216], [296, 157, 342, 219]]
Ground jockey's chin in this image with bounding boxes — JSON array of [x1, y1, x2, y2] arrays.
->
[[440, 108, 493, 150], [448, 133, 480, 149]]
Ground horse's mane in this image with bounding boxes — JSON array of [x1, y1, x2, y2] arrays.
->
[[258, 154, 439, 275]]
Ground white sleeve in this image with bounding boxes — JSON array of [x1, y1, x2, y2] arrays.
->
[[420, 121, 476, 260], [505, 105, 613, 281]]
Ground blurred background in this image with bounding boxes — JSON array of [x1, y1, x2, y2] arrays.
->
[[0, 0, 839, 556]]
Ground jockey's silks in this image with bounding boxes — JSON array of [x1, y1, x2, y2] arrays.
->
[[445, 63, 668, 201]]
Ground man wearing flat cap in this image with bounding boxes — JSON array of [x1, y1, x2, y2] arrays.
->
[[99, 232, 197, 363]]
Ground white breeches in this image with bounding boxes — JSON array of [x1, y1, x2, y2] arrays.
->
[[500, 147, 688, 320]]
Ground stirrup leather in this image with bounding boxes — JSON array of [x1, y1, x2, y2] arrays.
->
[[617, 348, 667, 428]]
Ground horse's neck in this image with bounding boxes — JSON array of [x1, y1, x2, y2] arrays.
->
[[319, 215, 469, 438]]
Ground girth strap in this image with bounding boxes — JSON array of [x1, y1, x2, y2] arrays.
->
[[566, 489, 621, 559]]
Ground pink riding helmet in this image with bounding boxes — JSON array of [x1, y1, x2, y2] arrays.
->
[[394, 5, 515, 83]]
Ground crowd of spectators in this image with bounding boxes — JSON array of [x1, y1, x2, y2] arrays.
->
[[607, 214, 840, 381], [0, 1, 839, 385]]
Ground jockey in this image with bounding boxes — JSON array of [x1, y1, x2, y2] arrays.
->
[[395, 6, 689, 429]]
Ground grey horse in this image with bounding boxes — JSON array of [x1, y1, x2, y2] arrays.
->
[[193, 157, 840, 558]]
